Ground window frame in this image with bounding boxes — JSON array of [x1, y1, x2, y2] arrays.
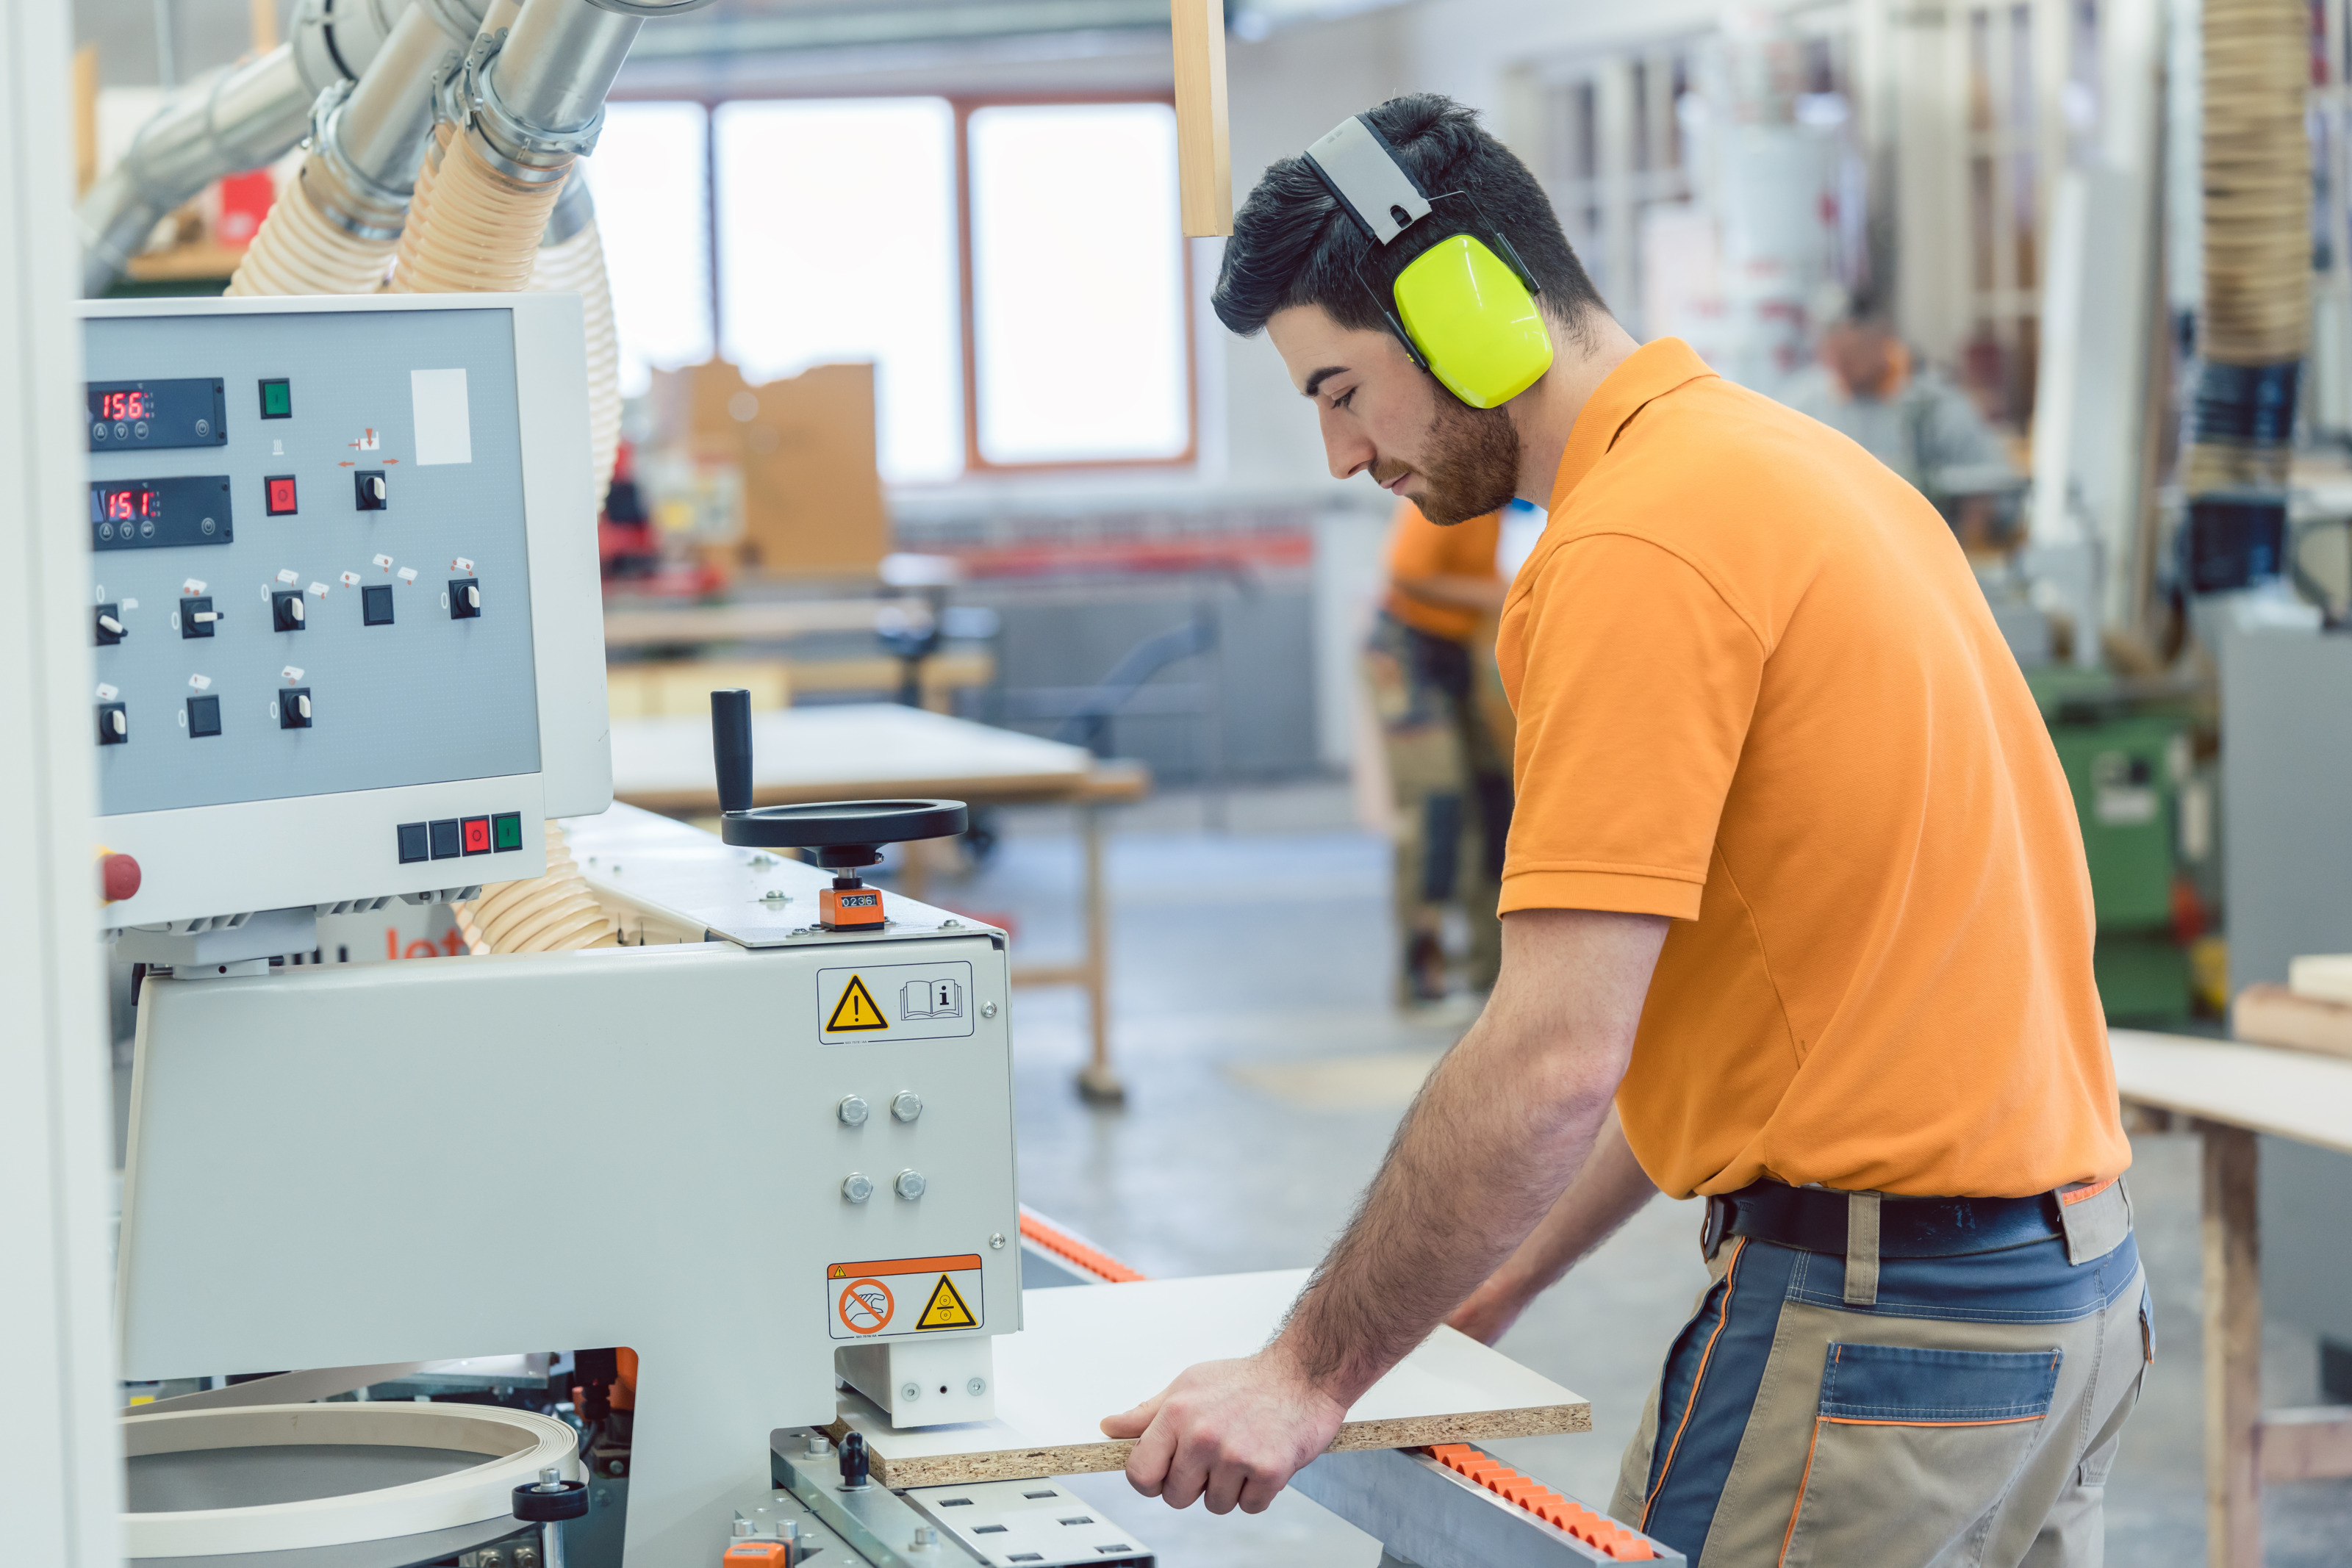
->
[[605, 84, 1200, 481], [950, 91, 1200, 475]]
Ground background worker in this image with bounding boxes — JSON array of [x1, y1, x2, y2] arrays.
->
[[1366, 497, 1514, 1006], [1776, 298, 2023, 553], [1101, 95, 2145, 1566]]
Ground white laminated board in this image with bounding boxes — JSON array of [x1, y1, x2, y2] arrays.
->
[[835, 1270, 1591, 1486], [2110, 1028, 2352, 1154]]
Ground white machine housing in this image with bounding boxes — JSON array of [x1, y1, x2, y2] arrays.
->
[[82, 294, 610, 932], [120, 871, 1024, 1566]]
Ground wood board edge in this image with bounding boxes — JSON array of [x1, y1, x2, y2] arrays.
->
[[862, 1400, 1593, 1489]]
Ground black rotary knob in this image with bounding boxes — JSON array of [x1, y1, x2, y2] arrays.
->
[[512, 1469, 588, 1522]]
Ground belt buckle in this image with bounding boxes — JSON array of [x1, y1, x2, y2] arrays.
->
[[1701, 1195, 1729, 1259]]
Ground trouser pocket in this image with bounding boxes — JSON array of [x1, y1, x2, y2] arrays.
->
[[1779, 1342, 2062, 1568]]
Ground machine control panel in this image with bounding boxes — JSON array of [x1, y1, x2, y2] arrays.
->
[[85, 308, 541, 819], [82, 295, 609, 929]]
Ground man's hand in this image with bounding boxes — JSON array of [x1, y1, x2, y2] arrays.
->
[[1099, 1345, 1347, 1514]]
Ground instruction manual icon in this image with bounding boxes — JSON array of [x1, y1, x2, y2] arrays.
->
[[901, 977, 964, 1020]]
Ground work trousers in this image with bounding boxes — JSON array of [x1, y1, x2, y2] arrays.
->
[[1361, 612, 1513, 1001], [1610, 1182, 2150, 1567]]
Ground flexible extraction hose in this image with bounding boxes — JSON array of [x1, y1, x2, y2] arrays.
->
[[226, 0, 487, 298], [531, 179, 621, 501], [225, 170, 400, 295], [454, 823, 618, 953], [76, 0, 415, 295], [387, 123, 568, 293]]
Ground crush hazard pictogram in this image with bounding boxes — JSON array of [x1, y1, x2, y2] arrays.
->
[[916, 1273, 978, 1331], [825, 974, 889, 1032]]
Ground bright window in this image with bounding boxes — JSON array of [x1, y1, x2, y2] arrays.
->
[[579, 102, 713, 397], [967, 102, 1191, 465], [714, 99, 964, 484]]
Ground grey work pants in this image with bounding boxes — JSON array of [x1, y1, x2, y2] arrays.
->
[[1610, 1182, 2151, 1567]]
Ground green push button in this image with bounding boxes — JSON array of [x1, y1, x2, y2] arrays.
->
[[259, 378, 292, 419], [492, 810, 524, 852]]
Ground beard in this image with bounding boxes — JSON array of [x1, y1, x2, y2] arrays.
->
[[1411, 395, 1522, 525]]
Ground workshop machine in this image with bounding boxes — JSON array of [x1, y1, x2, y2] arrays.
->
[[90, 292, 1674, 1568]]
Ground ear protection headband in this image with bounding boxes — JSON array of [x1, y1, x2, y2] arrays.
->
[[1301, 114, 1555, 409]]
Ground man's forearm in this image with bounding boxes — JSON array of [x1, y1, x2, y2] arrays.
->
[[1485, 1111, 1657, 1301], [1273, 910, 1668, 1402]]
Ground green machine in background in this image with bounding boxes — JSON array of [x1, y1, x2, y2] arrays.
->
[[2026, 669, 2206, 1022]]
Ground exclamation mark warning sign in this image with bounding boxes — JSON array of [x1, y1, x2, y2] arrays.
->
[[819, 961, 976, 1044], [825, 974, 889, 1032]]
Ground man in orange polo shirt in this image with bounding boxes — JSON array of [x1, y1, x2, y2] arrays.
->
[[1100, 94, 2144, 1566], [1366, 500, 1513, 1004]]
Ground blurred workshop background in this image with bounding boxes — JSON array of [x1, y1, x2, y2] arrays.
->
[[64, 0, 2352, 1561]]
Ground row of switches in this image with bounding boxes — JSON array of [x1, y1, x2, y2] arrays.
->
[[91, 583, 484, 646], [97, 687, 314, 746]]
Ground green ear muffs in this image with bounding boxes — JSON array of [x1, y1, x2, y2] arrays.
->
[[1391, 233, 1554, 409], [1302, 112, 1556, 409]]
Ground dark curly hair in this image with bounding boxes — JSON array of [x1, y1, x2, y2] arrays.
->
[[1210, 93, 1607, 343]]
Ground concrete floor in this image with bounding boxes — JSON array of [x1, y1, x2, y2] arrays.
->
[[908, 780, 2352, 1567]]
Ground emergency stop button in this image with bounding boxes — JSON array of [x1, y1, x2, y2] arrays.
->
[[100, 852, 140, 903]]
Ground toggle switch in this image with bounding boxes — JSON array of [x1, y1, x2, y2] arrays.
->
[[97, 701, 127, 745], [95, 603, 124, 646], [278, 686, 312, 729], [180, 595, 217, 639], [449, 578, 481, 619], [272, 589, 306, 631], [354, 469, 387, 511]]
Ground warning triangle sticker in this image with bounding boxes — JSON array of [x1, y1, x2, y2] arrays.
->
[[915, 1273, 978, 1331], [826, 975, 889, 1032]]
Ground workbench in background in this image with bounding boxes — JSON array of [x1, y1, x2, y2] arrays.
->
[[2112, 1029, 2352, 1567]]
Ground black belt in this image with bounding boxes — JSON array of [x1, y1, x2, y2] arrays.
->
[[1703, 1180, 2065, 1260]]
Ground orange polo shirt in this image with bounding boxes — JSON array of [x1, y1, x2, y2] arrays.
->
[[1384, 502, 1502, 643], [1498, 339, 2127, 1201]]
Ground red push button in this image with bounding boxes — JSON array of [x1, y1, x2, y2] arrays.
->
[[265, 475, 298, 515], [101, 852, 141, 903], [461, 816, 492, 855]]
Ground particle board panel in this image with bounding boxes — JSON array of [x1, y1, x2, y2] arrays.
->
[[836, 1270, 1591, 1487]]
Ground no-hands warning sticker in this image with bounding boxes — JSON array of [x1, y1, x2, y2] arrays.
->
[[827, 1253, 985, 1340]]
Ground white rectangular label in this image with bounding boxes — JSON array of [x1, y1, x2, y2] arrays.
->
[[828, 1254, 985, 1340], [817, 961, 975, 1044], [410, 368, 472, 465]]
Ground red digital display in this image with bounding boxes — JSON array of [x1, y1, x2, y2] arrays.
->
[[92, 483, 159, 523], [95, 389, 151, 422]]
